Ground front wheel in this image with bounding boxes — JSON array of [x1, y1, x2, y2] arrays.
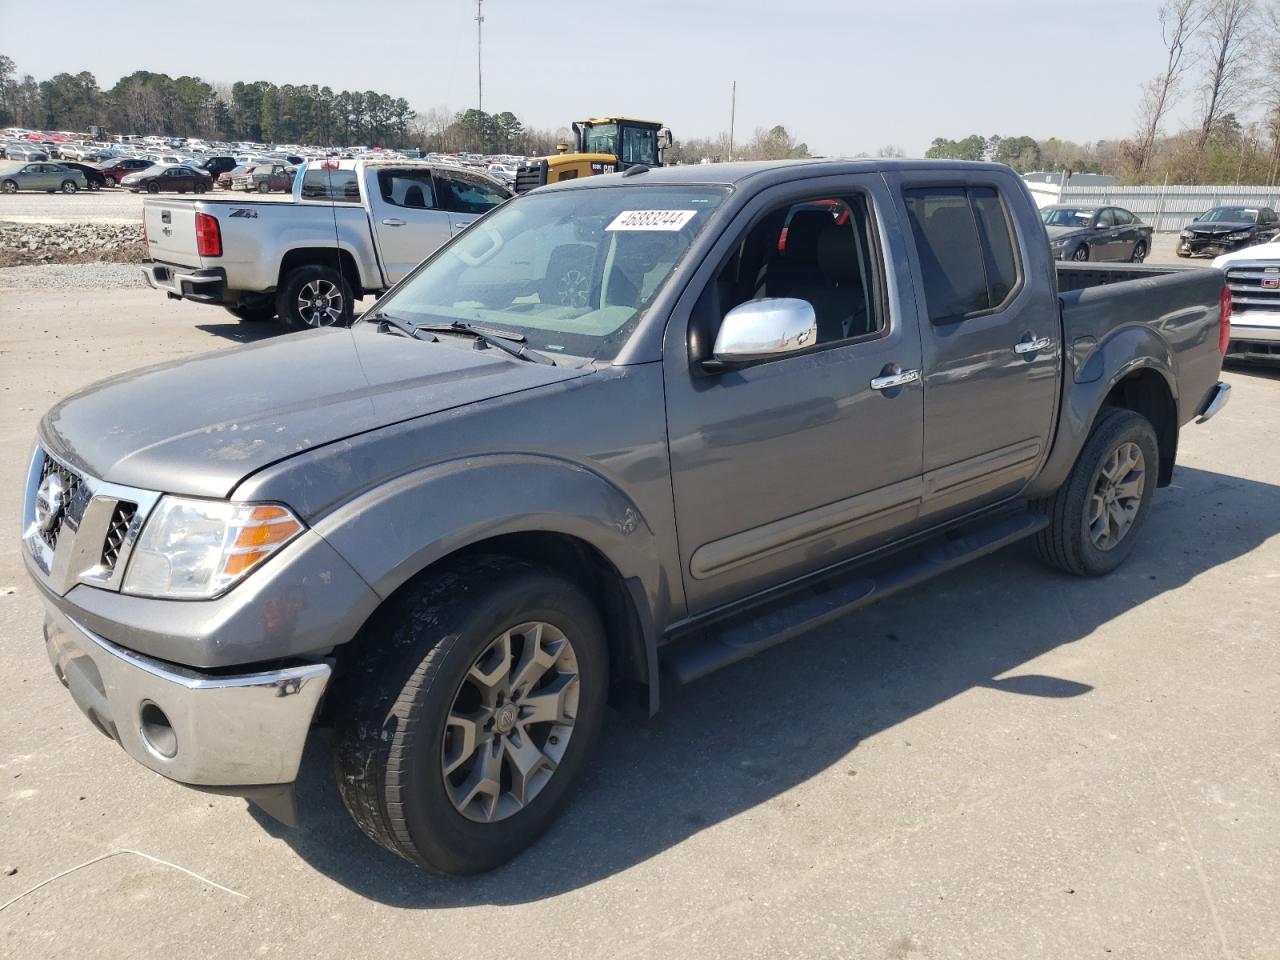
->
[[60, 180, 78, 193], [1130, 241, 1147, 263], [1033, 407, 1159, 577], [194, 181, 207, 194], [276, 263, 354, 329], [333, 557, 608, 874], [1071, 245, 1090, 262], [146, 181, 160, 194]]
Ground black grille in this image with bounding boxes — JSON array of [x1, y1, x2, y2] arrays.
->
[[1226, 266, 1280, 313], [100, 502, 137, 572], [38, 456, 82, 550], [514, 160, 548, 194]]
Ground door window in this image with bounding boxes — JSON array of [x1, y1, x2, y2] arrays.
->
[[1095, 208, 1116, 227], [1113, 208, 1134, 225], [377, 169, 437, 209], [434, 172, 508, 215], [902, 185, 1022, 324], [620, 126, 658, 166]]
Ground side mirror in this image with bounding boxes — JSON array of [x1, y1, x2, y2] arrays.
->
[[708, 298, 817, 368]]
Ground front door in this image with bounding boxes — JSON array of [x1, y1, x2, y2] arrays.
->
[[665, 177, 925, 614], [434, 169, 510, 235], [366, 167, 454, 283], [890, 174, 1060, 525]]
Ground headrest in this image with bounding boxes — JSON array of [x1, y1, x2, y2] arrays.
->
[[781, 209, 831, 261], [817, 225, 862, 285]]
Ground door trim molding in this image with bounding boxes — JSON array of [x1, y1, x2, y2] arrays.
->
[[689, 476, 923, 580], [922, 438, 1042, 502]]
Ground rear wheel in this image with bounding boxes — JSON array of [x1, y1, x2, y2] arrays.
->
[[1071, 245, 1090, 262], [1, 180, 16, 194], [60, 180, 77, 193], [257, 181, 271, 193], [1033, 407, 1159, 577], [276, 263, 353, 330], [333, 556, 608, 874], [1130, 241, 1147, 263]]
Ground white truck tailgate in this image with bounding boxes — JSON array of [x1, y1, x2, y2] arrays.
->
[[143, 201, 201, 266]]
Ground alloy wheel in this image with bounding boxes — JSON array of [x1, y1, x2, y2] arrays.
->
[[442, 621, 580, 823], [1088, 441, 1146, 550], [296, 279, 345, 327]]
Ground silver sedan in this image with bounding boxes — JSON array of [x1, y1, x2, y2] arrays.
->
[[0, 161, 89, 193]]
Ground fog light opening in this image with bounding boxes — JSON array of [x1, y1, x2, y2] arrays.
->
[[139, 701, 178, 759]]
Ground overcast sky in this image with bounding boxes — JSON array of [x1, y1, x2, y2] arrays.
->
[[4, 0, 1206, 154]]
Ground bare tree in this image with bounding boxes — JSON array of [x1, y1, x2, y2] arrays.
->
[[1195, 0, 1257, 154], [1261, 0, 1280, 183], [1133, 0, 1208, 175], [875, 144, 906, 158]]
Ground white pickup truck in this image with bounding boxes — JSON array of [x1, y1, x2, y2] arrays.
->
[[1215, 237, 1280, 362], [141, 159, 511, 328]]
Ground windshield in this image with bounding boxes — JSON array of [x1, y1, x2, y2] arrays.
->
[[582, 123, 618, 157], [620, 126, 659, 165], [1197, 207, 1258, 223], [1041, 207, 1095, 228], [367, 185, 728, 361]]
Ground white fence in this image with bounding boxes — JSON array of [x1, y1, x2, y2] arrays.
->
[[1026, 181, 1280, 233]]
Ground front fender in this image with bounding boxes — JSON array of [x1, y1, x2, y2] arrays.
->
[[1025, 321, 1178, 500], [311, 451, 664, 617]]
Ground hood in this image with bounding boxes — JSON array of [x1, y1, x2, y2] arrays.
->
[[1186, 221, 1254, 235], [1044, 225, 1089, 242], [1212, 237, 1280, 267], [41, 326, 588, 499]]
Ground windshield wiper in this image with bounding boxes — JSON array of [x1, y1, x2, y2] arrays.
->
[[416, 321, 556, 366], [366, 311, 420, 339]]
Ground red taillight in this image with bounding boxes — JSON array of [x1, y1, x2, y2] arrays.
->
[[1218, 285, 1231, 354], [195, 212, 222, 258]]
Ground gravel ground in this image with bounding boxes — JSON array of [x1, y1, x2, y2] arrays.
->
[[0, 187, 290, 225], [0, 262, 144, 289]]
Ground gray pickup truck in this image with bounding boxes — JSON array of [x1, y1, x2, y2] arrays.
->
[[24, 159, 1230, 875]]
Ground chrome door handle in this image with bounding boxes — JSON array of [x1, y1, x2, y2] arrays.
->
[[381, 218, 406, 226], [870, 368, 921, 391], [455, 220, 476, 229], [1014, 336, 1052, 355]]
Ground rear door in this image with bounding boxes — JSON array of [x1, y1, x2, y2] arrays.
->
[[1093, 207, 1120, 260], [433, 169, 510, 234], [365, 166, 454, 282], [1112, 208, 1139, 259], [890, 173, 1059, 525]]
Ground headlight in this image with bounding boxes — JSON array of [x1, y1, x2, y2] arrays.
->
[[1227, 231, 1252, 241], [122, 497, 304, 599], [1050, 237, 1068, 248], [1180, 230, 1194, 239]]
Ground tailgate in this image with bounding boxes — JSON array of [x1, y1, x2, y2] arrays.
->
[[143, 199, 201, 266]]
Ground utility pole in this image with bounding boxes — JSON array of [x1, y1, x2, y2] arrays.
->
[[728, 80, 736, 162], [476, 0, 485, 113]]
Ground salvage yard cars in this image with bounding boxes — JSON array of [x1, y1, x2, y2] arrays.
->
[[0, 160, 88, 193], [28, 159, 1230, 875]]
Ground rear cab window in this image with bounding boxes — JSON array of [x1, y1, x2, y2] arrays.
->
[[300, 168, 360, 202], [902, 185, 1022, 323]]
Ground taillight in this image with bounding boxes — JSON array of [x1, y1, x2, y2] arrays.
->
[[195, 212, 222, 258], [1218, 285, 1231, 354]]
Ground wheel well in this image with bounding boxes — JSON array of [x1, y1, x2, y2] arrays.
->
[[1102, 369, 1177, 486], [278, 247, 363, 298], [335, 532, 652, 714]]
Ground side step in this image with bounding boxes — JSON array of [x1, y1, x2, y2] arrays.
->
[[661, 509, 1049, 685]]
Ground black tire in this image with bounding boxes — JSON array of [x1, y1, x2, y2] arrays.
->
[[146, 181, 160, 194], [1071, 244, 1090, 262], [333, 556, 609, 874], [1130, 241, 1147, 263], [1032, 407, 1159, 577], [194, 181, 207, 194], [1176, 249, 1189, 258], [0, 180, 16, 194], [276, 263, 354, 330], [60, 180, 78, 193], [257, 180, 271, 193], [222, 302, 276, 322]]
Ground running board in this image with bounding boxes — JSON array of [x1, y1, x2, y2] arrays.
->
[[661, 510, 1048, 685]]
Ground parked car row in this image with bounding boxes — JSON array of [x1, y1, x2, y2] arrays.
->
[[1037, 202, 1280, 263]]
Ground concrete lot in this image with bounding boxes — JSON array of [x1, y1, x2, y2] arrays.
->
[[0, 276, 1277, 959]]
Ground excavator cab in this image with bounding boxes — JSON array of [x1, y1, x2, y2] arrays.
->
[[514, 117, 672, 194]]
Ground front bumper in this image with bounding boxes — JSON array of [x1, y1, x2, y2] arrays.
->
[[44, 598, 330, 788], [1179, 236, 1251, 257], [141, 261, 226, 303]]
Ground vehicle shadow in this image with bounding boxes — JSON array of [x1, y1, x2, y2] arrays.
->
[[251, 464, 1279, 906], [193, 321, 291, 344]]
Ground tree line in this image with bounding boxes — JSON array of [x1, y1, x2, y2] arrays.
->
[[925, 0, 1280, 186]]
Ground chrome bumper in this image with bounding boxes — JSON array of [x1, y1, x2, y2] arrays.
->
[[1196, 380, 1231, 424], [1229, 321, 1280, 344], [140, 261, 226, 303], [44, 599, 330, 787]]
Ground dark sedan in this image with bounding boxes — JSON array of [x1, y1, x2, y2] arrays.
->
[[121, 164, 212, 194], [98, 157, 154, 185], [1178, 205, 1280, 258], [57, 161, 109, 190], [1041, 205, 1153, 263]]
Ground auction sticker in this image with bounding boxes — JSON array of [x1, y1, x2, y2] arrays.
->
[[606, 210, 697, 231]]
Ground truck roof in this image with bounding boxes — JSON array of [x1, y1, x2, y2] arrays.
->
[[536, 158, 1015, 192]]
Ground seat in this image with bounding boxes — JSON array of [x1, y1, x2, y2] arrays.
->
[[764, 209, 831, 297], [790, 225, 869, 343], [403, 184, 427, 208]]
